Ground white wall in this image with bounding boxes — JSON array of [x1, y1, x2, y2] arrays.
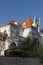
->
[[18, 28, 23, 37], [39, 33, 43, 44], [10, 25, 23, 37], [0, 25, 11, 55], [23, 28, 32, 38], [0, 25, 10, 36]]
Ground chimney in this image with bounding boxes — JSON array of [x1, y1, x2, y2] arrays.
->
[[34, 16, 36, 24], [38, 18, 40, 32], [15, 22, 18, 25]]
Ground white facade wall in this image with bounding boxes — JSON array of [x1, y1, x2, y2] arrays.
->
[[18, 28, 23, 37], [39, 33, 43, 44], [9, 25, 23, 46], [10, 25, 23, 37], [1, 50, 4, 56], [23, 28, 32, 38], [0, 25, 10, 36], [0, 24, 23, 49], [0, 25, 11, 55], [0, 23, 43, 56]]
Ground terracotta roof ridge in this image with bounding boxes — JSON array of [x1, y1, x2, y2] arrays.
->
[[20, 17, 33, 28], [23, 17, 33, 21], [0, 20, 18, 27], [6, 19, 19, 23]]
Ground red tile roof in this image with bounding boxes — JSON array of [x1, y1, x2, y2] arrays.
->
[[0, 20, 18, 27], [4, 20, 17, 25], [21, 17, 33, 28], [0, 17, 33, 28]]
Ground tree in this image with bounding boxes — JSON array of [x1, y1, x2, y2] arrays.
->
[[18, 37, 39, 57], [4, 37, 39, 57], [37, 45, 43, 57]]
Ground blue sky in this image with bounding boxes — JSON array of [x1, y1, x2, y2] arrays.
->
[[0, 0, 43, 29]]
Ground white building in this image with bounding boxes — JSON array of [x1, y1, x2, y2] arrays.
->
[[0, 17, 43, 56]]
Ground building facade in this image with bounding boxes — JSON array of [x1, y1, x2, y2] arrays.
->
[[0, 16, 43, 55]]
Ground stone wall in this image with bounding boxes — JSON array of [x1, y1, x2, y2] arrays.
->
[[0, 57, 43, 65]]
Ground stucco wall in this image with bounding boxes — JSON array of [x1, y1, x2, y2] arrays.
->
[[23, 28, 32, 37], [0, 25, 10, 36], [0, 57, 43, 65]]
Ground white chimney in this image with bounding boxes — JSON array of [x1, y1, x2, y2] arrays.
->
[[15, 22, 18, 25], [32, 16, 36, 27], [38, 18, 40, 32], [34, 16, 36, 24]]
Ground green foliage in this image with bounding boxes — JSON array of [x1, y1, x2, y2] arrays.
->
[[37, 45, 43, 57], [4, 37, 39, 57]]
